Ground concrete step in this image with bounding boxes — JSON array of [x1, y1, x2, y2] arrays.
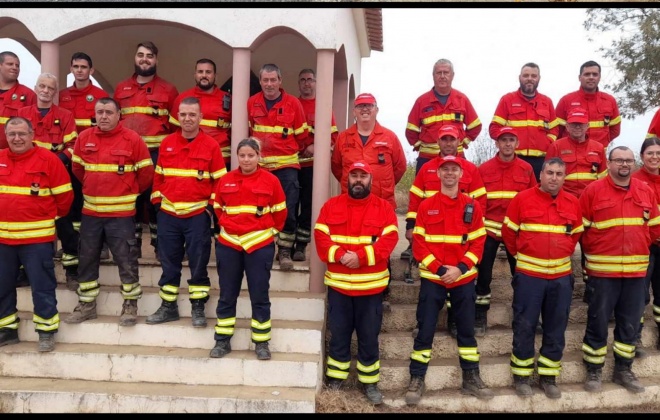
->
[[381, 378, 660, 412], [373, 323, 659, 360], [377, 347, 660, 392], [17, 286, 326, 323], [382, 300, 656, 333], [0, 341, 321, 388], [0, 377, 316, 413], [16, 312, 323, 354], [53, 260, 311, 293]]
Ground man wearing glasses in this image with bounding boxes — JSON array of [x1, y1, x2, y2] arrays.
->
[[579, 146, 660, 394]]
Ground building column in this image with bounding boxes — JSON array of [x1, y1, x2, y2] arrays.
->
[[309, 49, 335, 294], [330, 78, 348, 197], [230, 48, 251, 170], [40, 42, 60, 103]]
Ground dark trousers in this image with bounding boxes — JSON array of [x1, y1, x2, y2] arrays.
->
[[326, 287, 383, 384], [583, 276, 645, 370], [157, 211, 211, 301], [476, 235, 516, 310], [78, 215, 139, 287], [214, 241, 274, 342], [68, 162, 83, 225], [410, 279, 478, 376], [295, 165, 313, 246], [519, 156, 545, 182], [641, 244, 660, 335], [135, 148, 159, 249], [511, 273, 573, 364], [272, 167, 299, 249], [0, 242, 58, 331], [55, 211, 79, 276], [415, 156, 431, 175]]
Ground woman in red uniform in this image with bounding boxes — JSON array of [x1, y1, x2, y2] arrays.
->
[[209, 137, 287, 360], [632, 136, 660, 355]]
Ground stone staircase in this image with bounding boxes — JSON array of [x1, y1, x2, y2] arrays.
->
[[374, 243, 660, 412], [1, 238, 326, 413]]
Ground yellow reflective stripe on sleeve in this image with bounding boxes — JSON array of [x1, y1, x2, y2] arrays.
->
[[121, 107, 169, 116]]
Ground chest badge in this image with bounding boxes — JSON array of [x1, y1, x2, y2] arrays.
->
[[11, 94, 17, 100], [86, 95, 94, 102]]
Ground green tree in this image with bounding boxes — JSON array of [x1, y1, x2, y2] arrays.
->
[[584, 8, 660, 118]]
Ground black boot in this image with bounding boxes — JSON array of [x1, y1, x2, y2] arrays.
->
[[474, 306, 487, 337], [146, 300, 179, 324], [191, 300, 207, 328], [461, 368, 494, 400], [292, 243, 307, 262]]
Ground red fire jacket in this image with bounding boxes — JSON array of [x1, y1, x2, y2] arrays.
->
[[406, 155, 486, 225], [59, 83, 109, 134], [0, 146, 73, 245], [632, 167, 660, 211], [247, 89, 308, 171], [580, 176, 660, 278], [71, 122, 154, 218], [0, 82, 37, 149], [555, 88, 621, 149], [489, 89, 559, 157], [151, 131, 226, 218], [648, 108, 660, 139], [478, 155, 537, 239], [314, 193, 399, 297], [212, 167, 287, 253], [113, 74, 179, 150], [502, 186, 583, 279], [297, 97, 338, 168], [18, 105, 78, 161], [169, 86, 232, 164], [413, 191, 486, 289], [545, 136, 607, 199], [405, 88, 482, 158], [331, 122, 407, 210]]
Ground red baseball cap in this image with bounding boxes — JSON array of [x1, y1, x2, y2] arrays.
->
[[348, 160, 372, 174], [437, 155, 462, 169], [496, 126, 518, 139], [354, 93, 377, 106], [567, 107, 589, 124], [438, 125, 460, 139]]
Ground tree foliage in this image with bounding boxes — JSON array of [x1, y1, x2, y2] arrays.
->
[[584, 8, 660, 118], [465, 134, 497, 166]]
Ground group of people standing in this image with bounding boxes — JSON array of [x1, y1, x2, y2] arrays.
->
[[1, 44, 660, 408]]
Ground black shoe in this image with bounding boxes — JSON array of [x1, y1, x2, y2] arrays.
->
[[613, 367, 644, 393], [360, 383, 383, 405], [255, 342, 271, 360], [584, 368, 602, 392], [146, 301, 179, 324], [405, 375, 425, 405], [191, 300, 207, 328], [38, 332, 55, 352], [513, 375, 533, 398], [209, 340, 231, 358], [0, 329, 19, 347], [474, 308, 487, 337], [292, 244, 307, 262], [325, 378, 344, 391], [461, 369, 494, 400], [539, 375, 561, 399]]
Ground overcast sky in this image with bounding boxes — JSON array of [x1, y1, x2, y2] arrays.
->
[[0, 7, 653, 163]]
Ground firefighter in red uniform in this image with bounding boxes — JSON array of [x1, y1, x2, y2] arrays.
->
[[555, 60, 621, 150], [405, 58, 481, 171], [114, 41, 179, 259], [209, 137, 286, 361], [170, 58, 232, 169], [0, 51, 37, 149], [631, 137, 660, 357], [405, 125, 486, 337], [648, 108, 660, 139], [58, 52, 110, 259], [64, 97, 154, 327], [247, 63, 308, 271], [490, 62, 560, 182], [18, 73, 79, 290], [404, 155, 493, 406], [0, 117, 73, 352], [294, 68, 338, 262], [475, 126, 536, 336], [580, 146, 660, 394], [502, 157, 583, 399], [315, 160, 398, 406], [146, 97, 226, 328]]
